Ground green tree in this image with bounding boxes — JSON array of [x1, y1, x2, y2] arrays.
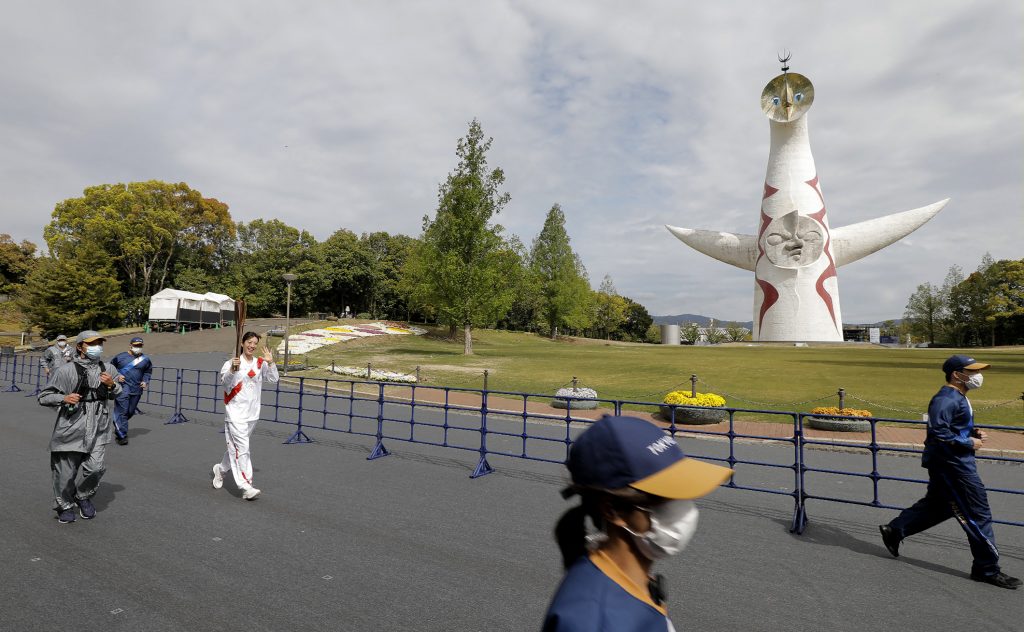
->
[[986, 258, 1024, 345], [940, 264, 966, 345], [680, 322, 701, 344], [0, 234, 37, 295], [410, 119, 517, 354], [362, 232, 416, 319], [592, 275, 627, 340], [618, 298, 654, 342], [45, 182, 234, 300], [903, 282, 944, 345], [228, 219, 326, 317], [529, 204, 591, 339], [724, 322, 749, 342], [18, 253, 122, 336]]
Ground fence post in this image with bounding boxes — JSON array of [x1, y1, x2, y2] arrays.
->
[[415, 366, 421, 383], [284, 376, 313, 444], [25, 358, 44, 396], [690, 374, 697, 398], [367, 382, 390, 459], [165, 368, 188, 424], [471, 385, 494, 478], [3, 354, 22, 392], [572, 376, 578, 392], [838, 388, 845, 411], [789, 413, 808, 534], [367, 362, 372, 379]]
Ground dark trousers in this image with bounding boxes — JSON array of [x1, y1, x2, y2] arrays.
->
[[113, 392, 142, 439], [889, 463, 1000, 576]]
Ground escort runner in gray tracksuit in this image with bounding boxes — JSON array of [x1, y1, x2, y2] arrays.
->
[[37, 330, 121, 523]]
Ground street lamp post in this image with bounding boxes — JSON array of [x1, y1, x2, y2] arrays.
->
[[282, 273, 298, 376]]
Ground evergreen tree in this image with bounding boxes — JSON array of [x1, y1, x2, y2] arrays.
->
[[19, 253, 122, 336], [529, 204, 591, 339]]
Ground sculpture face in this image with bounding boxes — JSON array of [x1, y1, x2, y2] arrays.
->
[[763, 211, 824, 268], [761, 72, 814, 123]]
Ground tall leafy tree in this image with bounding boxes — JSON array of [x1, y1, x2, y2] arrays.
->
[[987, 258, 1024, 345], [592, 275, 627, 340], [44, 181, 234, 300], [903, 282, 945, 345], [411, 119, 517, 354], [619, 298, 654, 342], [940, 264, 966, 345], [19, 253, 122, 336], [228, 219, 326, 317], [529, 204, 591, 339], [0, 234, 37, 295]]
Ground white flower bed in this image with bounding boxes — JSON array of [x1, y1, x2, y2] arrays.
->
[[328, 364, 417, 383], [552, 386, 599, 410], [275, 322, 426, 355]]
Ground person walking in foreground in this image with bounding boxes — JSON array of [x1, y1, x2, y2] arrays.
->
[[543, 415, 733, 631], [212, 331, 278, 500], [37, 330, 122, 523], [109, 336, 152, 445], [880, 355, 1020, 590]]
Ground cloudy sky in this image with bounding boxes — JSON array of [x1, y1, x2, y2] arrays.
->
[[1, 1, 1020, 322]]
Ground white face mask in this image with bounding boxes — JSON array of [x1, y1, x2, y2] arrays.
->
[[85, 345, 103, 360], [57, 341, 67, 348], [130, 346, 143, 355], [962, 372, 983, 390], [622, 499, 700, 560]]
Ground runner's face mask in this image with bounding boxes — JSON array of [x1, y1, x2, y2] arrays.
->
[[131, 346, 143, 355], [84, 344, 103, 360], [620, 499, 700, 560]]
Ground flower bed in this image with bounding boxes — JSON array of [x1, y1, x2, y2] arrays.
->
[[658, 390, 729, 424], [551, 387, 599, 410], [805, 407, 873, 432], [328, 365, 417, 383], [276, 322, 426, 355]]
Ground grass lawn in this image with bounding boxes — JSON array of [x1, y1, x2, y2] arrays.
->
[[286, 325, 1024, 426]]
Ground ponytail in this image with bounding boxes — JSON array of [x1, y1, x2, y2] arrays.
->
[[554, 504, 589, 570]]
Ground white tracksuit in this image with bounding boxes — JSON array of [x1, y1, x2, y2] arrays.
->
[[219, 355, 279, 490]]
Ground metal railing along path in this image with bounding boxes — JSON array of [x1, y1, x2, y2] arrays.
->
[[5, 353, 1021, 535]]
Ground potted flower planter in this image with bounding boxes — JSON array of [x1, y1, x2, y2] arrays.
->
[[552, 387, 599, 410], [658, 405, 729, 425], [805, 415, 871, 432]]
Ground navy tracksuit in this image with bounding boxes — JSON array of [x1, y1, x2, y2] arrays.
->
[[110, 351, 153, 441], [888, 386, 1000, 576]]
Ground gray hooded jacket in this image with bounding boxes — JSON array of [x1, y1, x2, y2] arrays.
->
[[38, 356, 122, 452]]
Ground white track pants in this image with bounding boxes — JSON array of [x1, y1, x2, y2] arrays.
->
[[220, 419, 258, 490]]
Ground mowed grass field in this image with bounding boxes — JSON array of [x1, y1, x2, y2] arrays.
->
[[283, 325, 1024, 426]]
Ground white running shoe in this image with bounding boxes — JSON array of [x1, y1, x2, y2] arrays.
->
[[211, 464, 224, 489], [242, 487, 261, 501]]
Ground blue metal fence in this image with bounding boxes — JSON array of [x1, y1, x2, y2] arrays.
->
[[5, 352, 1021, 534]]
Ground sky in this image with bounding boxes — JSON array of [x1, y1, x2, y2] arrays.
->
[[1, 1, 1020, 323]]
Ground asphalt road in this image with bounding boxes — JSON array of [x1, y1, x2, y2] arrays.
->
[[2, 352, 1022, 631]]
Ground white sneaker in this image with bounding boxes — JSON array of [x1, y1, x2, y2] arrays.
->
[[242, 487, 261, 501], [211, 464, 224, 489]]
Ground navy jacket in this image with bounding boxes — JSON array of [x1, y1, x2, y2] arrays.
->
[[922, 385, 976, 469], [111, 351, 153, 396], [543, 551, 674, 632]]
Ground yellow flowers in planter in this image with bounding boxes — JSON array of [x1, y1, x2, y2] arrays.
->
[[809, 406, 873, 418], [663, 391, 726, 408]]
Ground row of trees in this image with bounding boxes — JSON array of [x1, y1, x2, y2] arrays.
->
[[4, 120, 655, 351], [903, 254, 1024, 346]]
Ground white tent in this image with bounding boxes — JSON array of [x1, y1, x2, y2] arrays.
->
[[203, 292, 236, 323], [148, 289, 229, 325]]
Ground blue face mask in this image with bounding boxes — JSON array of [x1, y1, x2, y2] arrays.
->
[[85, 345, 103, 360]]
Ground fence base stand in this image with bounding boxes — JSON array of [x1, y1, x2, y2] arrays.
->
[[284, 429, 312, 445], [25, 386, 41, 397], [3, 383, 22, 393], [470, 456, 494, 479], [367, 440, 390, 460], [165, 412, 189, 425], [790, 504, 807, 534]]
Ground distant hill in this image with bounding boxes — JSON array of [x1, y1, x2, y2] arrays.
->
[[652, 314, 753, 329]]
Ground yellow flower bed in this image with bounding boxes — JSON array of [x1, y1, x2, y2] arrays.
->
[[809, 406, 873, 418], [663, 391, 726, 408]]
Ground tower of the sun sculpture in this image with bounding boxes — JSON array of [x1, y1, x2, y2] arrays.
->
[[666, 57, 948, 341]]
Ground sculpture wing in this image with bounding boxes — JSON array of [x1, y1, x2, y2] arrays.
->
[[665, 225, 758, 271], [831, 199, 949, 267]]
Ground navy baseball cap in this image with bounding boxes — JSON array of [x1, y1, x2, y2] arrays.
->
[[567, 415, 732, 499], [942, 354, 989, 374], [130, 337, 144, 345]]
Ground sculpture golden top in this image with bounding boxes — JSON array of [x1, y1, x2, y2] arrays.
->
[[761, 71, 814, 123]]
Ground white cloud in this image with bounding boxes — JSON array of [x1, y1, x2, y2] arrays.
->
[[0, 0, 1019, 323]]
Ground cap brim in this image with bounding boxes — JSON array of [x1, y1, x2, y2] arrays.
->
[[964, 362, 989, 370], [81, 336, 105, 343], [629, 457, 733, 500]]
